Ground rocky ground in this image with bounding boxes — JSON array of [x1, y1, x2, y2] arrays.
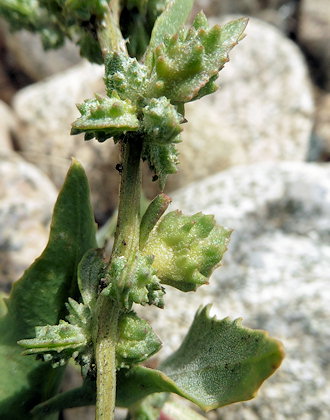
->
[[0, 0, 329, 419]]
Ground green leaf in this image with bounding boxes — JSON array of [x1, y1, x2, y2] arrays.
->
[[18, 321, 86, 359], [122, 11, 152, 59], [141, 96, 183, 187], [37, 365, 172, 412], [162, 398, 208, 420], [139, 193, 172, 248], [142, 211, 231, 291], [18, 298, 93, 369], [18, 291, 97, 370], [77, 248, 106, 310], [61, 0, 108, 21], [120, 0, 167, 59], [116, 306, 284, 410], [78, 31, 104, 64], [124, 0, 148, 13], [30, 305, 283, 413], [160, 305, 284, 409], [71, 93, 140, 143], [116, 312, 162, 368], [5, 159, 97, 332], [145, 0, 195, 65], [146, 13, 248, 103], [31, 379, 96, 417], [116, 366, 177, 407], [127, 393, 207, 420], [0, 292, 8, 318], [127, 393, 169, 420], [0, 160, 97, 418]]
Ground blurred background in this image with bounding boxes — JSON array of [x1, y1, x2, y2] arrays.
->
[[0, 1, 329, 419]]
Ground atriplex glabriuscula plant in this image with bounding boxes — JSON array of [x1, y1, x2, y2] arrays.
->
[[0, 1, 284, 419]]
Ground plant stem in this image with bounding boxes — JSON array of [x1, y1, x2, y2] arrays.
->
[[95, 136, 142, 419], [97, 0, 126, 55], [95, 301, 119, 420], [112, 137, 142, 260], [94, 0, 141, 414]]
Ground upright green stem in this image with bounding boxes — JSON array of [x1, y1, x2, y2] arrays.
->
[[112, 137, 142, 259], [94, 1, 140, 415], [97, 0, 126, 55], [95, 301, 119, 420], [95, 137, 142, 419]]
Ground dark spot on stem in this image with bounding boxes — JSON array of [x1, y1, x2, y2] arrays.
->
[[99, 278, 107, 291], [116, 163, 123, 173]]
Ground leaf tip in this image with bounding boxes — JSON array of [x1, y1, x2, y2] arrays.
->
[[70, 157, 82, 168]]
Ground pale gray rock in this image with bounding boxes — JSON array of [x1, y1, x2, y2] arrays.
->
[[2, 22, 81, 81], [0, 100, 16, 152], [0, 151, 57, 291], [193, 0, 285, 17], [166, 17, 314, 193], [12, 61, 121, 219], [139, 162, 330, 420], [315, 92, 330, 155], [298, 0, 330, 90], [192, 0, 299, 33]]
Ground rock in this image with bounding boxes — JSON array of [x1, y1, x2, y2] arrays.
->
[[0, 48, 17, 103], [298, 0, 330, 90], [12, 61, 121, 220], [193, 0, 283, 16], [2, 22, 81, 81], [165, 17, 314, 193], [192, 1, 300, 34], [139, 162, 330, 420], [315, 92, 330, 157], [0, 151, 58, 292], [0, 99, 15, 152]]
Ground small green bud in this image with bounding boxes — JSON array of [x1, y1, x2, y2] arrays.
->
[[104, 52, 148, 102], [65, 298, 91, 330], [142, 97, 183, 144], [142, 211, 231, 292], [103, 254, 165, 310], [141, 96, 183, 188], [116, 312, 162, 368]]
